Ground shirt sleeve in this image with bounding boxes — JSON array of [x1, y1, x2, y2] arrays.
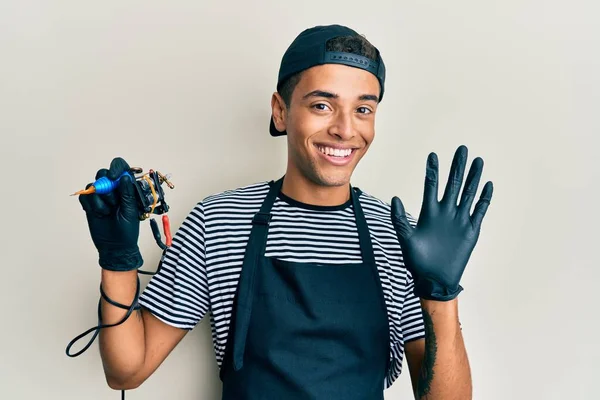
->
[[399, 270, 426, 342], [400, 211, 426, 342], [138, 202, 209, 330]]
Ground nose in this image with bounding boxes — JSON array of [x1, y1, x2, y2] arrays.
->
[[328, 109, 354, 140]]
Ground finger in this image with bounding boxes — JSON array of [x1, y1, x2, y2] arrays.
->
[[117, 174, 139, 221], [422, 152, 439, 208], [78, 183, 94, 213], [95, 168, 108, 180], [95, 168, 118, 208], [89, 191, 111, 216], [107, 157, 131, 181], [471, 181, 494, 228], [441, 145, 468, 206], [80, 182, 111, 216], [391, 196, 414, 241], [458, 157, 483, 215]]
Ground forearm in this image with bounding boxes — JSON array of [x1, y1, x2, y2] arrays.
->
[[416, 298, 471, 400], [99, 269, 146, 387]]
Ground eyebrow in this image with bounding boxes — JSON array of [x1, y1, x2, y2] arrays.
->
[[302, 90, 379, 103]]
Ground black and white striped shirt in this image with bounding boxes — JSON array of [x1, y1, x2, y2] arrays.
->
[[138, 181, 425, 388]]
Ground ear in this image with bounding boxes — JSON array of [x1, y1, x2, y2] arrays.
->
[[271, 92, 287, 132]]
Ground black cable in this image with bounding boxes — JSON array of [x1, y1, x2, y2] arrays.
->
[[149, 218, 168, 251], [138, 219, 167, 276], [67, 218, 168, 398], [66, 277, 141, 357], [66, 277, 144, 399]]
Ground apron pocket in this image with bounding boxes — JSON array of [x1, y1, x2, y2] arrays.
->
[[258, 257, 380, 306]]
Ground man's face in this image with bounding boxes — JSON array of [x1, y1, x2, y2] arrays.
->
[[272, 64, 380, 187]]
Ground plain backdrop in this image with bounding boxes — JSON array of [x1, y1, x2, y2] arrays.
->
[[1, 1, 598, 399]]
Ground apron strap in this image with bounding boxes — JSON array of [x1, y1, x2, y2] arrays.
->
[[350, 186, 376, 265], [232, 177, 283, 370], [351, 185, 392, 375]]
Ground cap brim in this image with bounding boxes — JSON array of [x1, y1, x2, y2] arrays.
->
[[269, 116, 287, 137]]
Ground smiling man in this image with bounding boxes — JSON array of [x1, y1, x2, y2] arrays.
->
[[80, 24, 492, 400]]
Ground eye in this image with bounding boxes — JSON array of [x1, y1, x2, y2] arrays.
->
[[312, 103, 331, 111], [357, 106, 372, 114]]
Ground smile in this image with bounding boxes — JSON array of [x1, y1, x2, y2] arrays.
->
[[316, 145, 354, 158], [315, 144, 357, 167]]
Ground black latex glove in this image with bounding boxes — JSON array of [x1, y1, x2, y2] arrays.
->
[[78, 157, 143, 271], [391, 145, 493, 301]]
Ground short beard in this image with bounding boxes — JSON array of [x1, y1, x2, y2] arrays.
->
[[296, 152, 350, 188]]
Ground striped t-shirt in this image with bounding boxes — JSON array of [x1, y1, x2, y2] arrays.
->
[[138, 180, 426, 388]]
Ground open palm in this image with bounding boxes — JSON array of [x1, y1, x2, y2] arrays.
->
[[391, 145, 493, 301]]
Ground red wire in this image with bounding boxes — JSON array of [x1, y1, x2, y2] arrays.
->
[[162, 214, 172, 247]]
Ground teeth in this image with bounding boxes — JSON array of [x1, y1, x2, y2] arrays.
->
[[318, 146, 352, 157]]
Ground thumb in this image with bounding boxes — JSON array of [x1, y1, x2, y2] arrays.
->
[[107, 157, 131, 181], [117, 174, 139, 221], [391, 196, 413, 241]]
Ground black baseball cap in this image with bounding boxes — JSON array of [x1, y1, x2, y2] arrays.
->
[[269, 24, 386, 137]]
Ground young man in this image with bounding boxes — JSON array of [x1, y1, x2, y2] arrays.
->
[[79, 24, 493, 399]]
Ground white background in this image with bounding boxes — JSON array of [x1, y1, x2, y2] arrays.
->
[[1, 1, 598, 399]]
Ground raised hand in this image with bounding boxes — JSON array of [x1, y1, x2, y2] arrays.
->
[[78, 157, 143, 271], [391, 145, 493, 301]]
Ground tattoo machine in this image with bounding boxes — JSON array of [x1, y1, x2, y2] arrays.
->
[[71, 167, 175, 249]]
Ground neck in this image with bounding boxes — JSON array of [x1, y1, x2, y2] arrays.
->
[[281, 168, 351, 207]]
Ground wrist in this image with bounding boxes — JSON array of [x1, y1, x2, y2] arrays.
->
[[420, 298, 461, 334], [413, 276, 463, 301], [98, 246, 143, 271], [101, 269, 139, 306], [421, 297, 459, 314]]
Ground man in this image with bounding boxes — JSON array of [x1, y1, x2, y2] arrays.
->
[[79, 24, 493, 399]]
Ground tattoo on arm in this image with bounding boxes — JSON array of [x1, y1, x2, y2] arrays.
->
[[418, 309, 437, 398]]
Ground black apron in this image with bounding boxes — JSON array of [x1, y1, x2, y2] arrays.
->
[[220, 177, 390, 400]]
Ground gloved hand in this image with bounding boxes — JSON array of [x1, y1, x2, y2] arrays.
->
[[391, 145, 493, 301], [78, 157, 143, 271]]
